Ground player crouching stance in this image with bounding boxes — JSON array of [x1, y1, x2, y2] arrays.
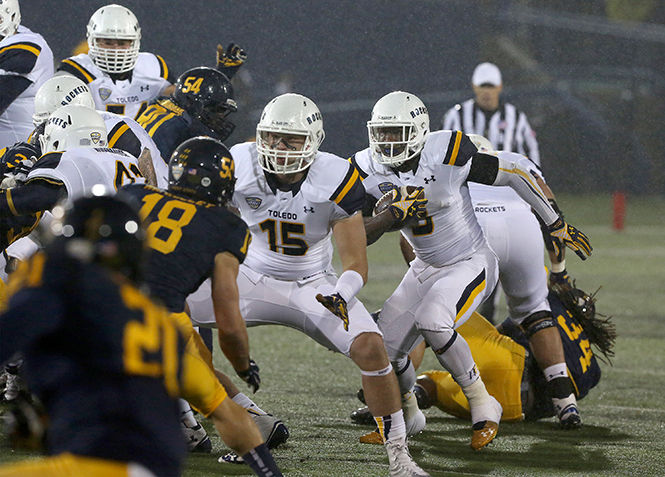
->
[[354, 91, 592, 450], [0, 194, 282, 477], [188, 93, 429, 477]]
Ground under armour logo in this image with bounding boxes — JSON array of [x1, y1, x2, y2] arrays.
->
[[304, 206, 314, 213], [140, 85, 150, 92], [423, 175, 436, 184]]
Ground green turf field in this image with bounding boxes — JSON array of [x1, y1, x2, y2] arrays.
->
[[2, 193, 664, 476]]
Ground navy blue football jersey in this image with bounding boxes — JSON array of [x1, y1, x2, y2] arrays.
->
[[121, 184, 251, 312], [136, 98, 221, 162], [501, 290, 602, 408], [0, 245, 192, 477]]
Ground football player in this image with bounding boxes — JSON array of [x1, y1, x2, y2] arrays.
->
[[0, 76, 170, 269], [136, 66, 237, 161], [461, 134, 585, 428], [120, 136, 289, 454], [56, 4, 172, 120], [0, 0, 53, 147], [186, 93, 429, 477], [0, 104, 145, 219], [56, 5, 247, 121], [352, 91, 592, 449], [0, 194, 282, 477]]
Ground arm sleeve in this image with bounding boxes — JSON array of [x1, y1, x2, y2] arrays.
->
[[0, 179, 65, 216], [468, 152, 558, 226], [0, 75, 31, 115]]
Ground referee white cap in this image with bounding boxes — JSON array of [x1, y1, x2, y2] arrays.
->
[[472, 62, 502, 87]]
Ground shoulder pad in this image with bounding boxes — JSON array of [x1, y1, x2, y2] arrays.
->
[[107, 120, 142, 158], [58, 57, 96, 84], [0, 41, 42, 74], [426, 130, 477, 167]]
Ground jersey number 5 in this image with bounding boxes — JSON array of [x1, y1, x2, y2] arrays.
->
[[139, 193, 197, 254]]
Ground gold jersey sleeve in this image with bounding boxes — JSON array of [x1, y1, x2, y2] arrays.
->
[[421, 312, 526, 422]]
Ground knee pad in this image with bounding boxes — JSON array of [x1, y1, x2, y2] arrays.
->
[[521, 310, 556, 339]]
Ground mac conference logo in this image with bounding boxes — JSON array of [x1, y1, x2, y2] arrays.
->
[[245, 197, 262, 209], [99, 88, 112, 101]]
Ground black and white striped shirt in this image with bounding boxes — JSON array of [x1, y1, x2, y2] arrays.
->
[[442, 99, 540, 166]]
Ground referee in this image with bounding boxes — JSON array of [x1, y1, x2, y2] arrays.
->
[[442, 62, 540, 164]]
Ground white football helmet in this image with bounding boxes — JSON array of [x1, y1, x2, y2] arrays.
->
[[33, 76, 95, 127], [256, 93, 325, 174], [0, 0, 20, 38], [367, 91, 429, 166], [86, 4, 141, 74], [40, 105, 107, 154]]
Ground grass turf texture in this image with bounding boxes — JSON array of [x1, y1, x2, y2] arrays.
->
[[2, 194, 664, 476]]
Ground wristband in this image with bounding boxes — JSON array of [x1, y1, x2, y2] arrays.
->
[[333, 270, 364, 303], [551, 260, 566, 273]]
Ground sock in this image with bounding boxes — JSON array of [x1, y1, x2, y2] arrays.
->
[[178, 399, 199, 427], [461, 375, 490, 409], [375, 410, 407, 443], [242, 443, 283, 477], [232, 393, 267, 415]]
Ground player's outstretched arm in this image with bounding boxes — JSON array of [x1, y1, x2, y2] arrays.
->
[[211, 251, 259, 392], [468, 152, 591, 260]]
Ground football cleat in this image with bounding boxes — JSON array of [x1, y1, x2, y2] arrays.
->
[[470, 396, 502, 450], [218, 452, 244, 464], [385, 437, 430, 477], [350, 406, 375, 426], [181, 419, 212, 453], [558, 403, 582, 430], [251, 413, 290, 449], [359, 429, 383, 445]]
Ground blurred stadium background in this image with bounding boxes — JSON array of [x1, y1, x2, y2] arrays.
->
[[28, 0, 665, 195]]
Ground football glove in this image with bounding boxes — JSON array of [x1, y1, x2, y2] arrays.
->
[[316, 292, 350, 331], [548, 217, 592, 261], [237, 359, 260, 393], [217, 42, 247, 68], [387, 186, 427, 224], [1, 143, 39, 188]]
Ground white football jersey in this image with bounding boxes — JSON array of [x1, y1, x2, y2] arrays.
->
[[27, 146, 145, 199], [100, 111, 168, 187], [0, 26, 54, 147], [230, 142, 366, 280], [58, 53, 170, 119], [353, 130, 486, 267]]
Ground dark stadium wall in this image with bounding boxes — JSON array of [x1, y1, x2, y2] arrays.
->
[[25, 1, 665, 193]]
